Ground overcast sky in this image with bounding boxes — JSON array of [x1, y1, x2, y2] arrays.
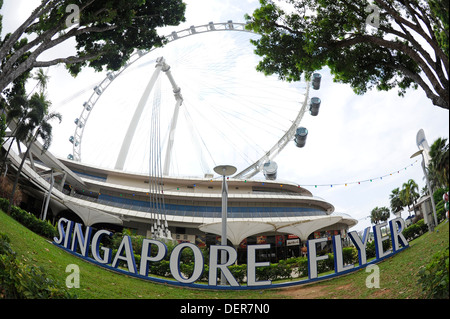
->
[[1, 0, 449, 232]]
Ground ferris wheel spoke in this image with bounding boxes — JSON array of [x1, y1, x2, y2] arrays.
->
[[69, 22, 313, 181]]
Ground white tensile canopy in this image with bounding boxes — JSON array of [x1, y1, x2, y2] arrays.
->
[[199, 214, 357, 245]]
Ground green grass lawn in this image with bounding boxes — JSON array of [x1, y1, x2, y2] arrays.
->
[[1, 209, 448, 299], [274, 220, 449, 299]]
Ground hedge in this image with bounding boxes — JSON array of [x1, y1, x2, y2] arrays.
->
[[106, 232, 364, 283], [402, 219, 428, 241], [0, 232, 75, 299], [0, 198, 57, 240]]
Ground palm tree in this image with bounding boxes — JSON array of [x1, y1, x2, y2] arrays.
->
[[389, 187, 404, 217], [0, 93, 29, 175], [429, 137, 449, 189], [7, 92, 62, 214], [1, 68, 49, 175], [27, 68, 49, 97], [370, 206, 390, 225], [400, 179, 420, 217], [421, 185, 428, 196], [425, 161, 441, 192]]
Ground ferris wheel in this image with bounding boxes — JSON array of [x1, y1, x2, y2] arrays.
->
[[67, 21, 323, 180]]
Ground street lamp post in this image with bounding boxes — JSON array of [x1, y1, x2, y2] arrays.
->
[[412, 129, 439, 231], [411, 149, 438, 230], [214, 165, 237, 285]]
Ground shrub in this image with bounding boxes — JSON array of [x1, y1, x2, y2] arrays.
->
[[403, 219, 428, 241], [418, 247, 449, 299], [296, 257, 309, 277], [228, 264, 247, 283], [256, 261, 292, 282], [433, 187, 448, 206], [436, 200, 446, 222], [0, 233, 14, 257], [342, 247, 358, 265], [0, 232, 75, 299], [416, 219, 428, 234], [149, 260, 171, 277], [0, 198, 57, 239], [317, 253, 334, 273], [11, 207, 57, 239], [366, 240, 376, 259]]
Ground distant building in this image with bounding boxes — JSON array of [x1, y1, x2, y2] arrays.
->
[[409, 195, 434, 227]]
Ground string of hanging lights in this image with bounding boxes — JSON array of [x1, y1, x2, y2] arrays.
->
[[164, 159, 421, 191], [295, 159, 420, 189], [69, 159, 419, 195]]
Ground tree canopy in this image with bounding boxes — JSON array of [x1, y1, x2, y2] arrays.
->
[[390, 187, 404, 215], [0, 0, 186, 93], [245, 0, 449, 109], [370, 206, 390, 224], [428, 137, 449, 189]]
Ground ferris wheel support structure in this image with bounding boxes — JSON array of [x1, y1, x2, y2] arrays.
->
[[70, 22, 252, 164], [69, 21, 311, 179], [114, 57, 183, 171]]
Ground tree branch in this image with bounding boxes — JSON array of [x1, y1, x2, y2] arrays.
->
[[374, 0, 448, 72], [379, 23, 448, 93], [33, 52, 104, 68], [407, 0, 450, 76], [325, 34, 447, 101], [0, 23, 116, 93], [374, 0, 429, 40], [0, 0, 57, 61], [392, 62, 449, 109]]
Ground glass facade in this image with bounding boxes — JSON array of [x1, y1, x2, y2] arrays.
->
[[95, 193, 327, 218]]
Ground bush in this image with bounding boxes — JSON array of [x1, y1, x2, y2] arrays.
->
[[342, 247, 358, 265], [317, 253, 334, 273], [0, 232, 75, 299], [403, 219, 428, 241], [436, 200, 446, 222], [295, 257, 309, 277], [366, 240, 376, 259], [0, 198, 57, 240], [418, 247, 449, 299], [433, 187, 448, 207], [228, 264, 247, 283], [256, 261, 292, 282], [149, 260, 171, 277], [416, 219, 428, 234], [0, 232, 14, 256]]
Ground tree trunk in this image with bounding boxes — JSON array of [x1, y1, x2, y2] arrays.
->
[[6, 132, 37, 214]]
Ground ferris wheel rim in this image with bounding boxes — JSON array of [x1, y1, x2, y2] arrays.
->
[[69, 21, 310, 179]]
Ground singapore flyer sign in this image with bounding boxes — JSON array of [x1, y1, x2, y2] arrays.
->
[[53, 217, 409, 290]]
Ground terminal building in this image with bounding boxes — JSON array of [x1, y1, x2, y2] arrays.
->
[[2, 32, 357, 262], [3, 137, 357, 263]]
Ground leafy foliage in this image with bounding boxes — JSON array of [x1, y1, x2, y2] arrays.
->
[[0, 0, 186, 92], [246, 0, 449, 109], [418, 247, 449, 299], [0, 232, 75, 299], [370, 206, 390, 224], [402, 219, 428, 241], [428, 138, 449, 189], [0, 198, 57, 239]]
